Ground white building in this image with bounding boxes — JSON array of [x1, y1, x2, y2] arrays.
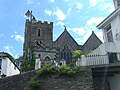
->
[[97, 0, 120, 53], [76, 0, 120, 66], [0, 52, 20, 77], [76, 1, 120, 90]]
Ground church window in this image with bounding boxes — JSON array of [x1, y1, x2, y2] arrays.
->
[[105, 24, 113, 42], [38, 28, 41, 37], [38, 54, 41, 59], [60, 44, 73, 64]]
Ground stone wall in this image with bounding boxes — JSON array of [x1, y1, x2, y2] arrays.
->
[[93, 76, 110, 90], [0, 69, 93, 90]]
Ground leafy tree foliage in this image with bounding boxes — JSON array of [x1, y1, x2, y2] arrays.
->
[[22, 51, 35, 72], [69, 50, 82, 67]]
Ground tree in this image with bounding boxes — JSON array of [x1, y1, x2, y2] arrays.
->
[[22, 50, 35, 72], [69, 50, 82, 67], [73, 50, 82, 59]]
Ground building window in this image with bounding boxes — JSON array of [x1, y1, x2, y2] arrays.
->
[[60, 44, 72, 64], [105, 24, 113, 42], [38, 28, 41, 37], [38, 54, 41, 59]]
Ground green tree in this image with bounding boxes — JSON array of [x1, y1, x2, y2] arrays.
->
[[69, 50, 82, 67], [22, 50, 35, 72], [73, 50, 82, 59], [29, 52, 35, 70]]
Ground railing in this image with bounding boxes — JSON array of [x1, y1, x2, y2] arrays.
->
[[76, 54, 109, 66], [76, 53, 120, 66]]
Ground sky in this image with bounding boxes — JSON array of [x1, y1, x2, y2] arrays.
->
[[0, 0, 115, 59]]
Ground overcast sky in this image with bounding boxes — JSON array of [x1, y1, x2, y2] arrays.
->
[[0, 0, 115, 58]]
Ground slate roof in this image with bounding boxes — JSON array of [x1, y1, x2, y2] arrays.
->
[[54, 28, 102, 53]]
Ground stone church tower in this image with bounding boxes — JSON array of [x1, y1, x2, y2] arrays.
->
[[23, 18, 57, 67]]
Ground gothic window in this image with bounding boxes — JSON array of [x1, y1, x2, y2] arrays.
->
[[38, 28, 41, 37], [60, 44, 73, 64], [38, 54, 41, 59], [105, 24, 113, 42], [44, 56, 51, 65]]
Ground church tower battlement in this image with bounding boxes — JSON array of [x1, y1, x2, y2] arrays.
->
[[24, 19, 53, 51]]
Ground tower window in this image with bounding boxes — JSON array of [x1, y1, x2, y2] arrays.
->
[[38, 28, 41, 37]]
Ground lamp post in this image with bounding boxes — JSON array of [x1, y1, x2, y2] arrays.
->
[[25, 10, 33, 62]]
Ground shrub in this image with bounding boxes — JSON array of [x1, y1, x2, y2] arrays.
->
[[28, 77, 40, 90], [37, 64, 83, 77], [72, 66, 83, 73], [58, 65, 75, 76], [37, 64, 57, 76]]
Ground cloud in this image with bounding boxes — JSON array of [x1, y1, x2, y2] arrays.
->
[[96, 32, 104, 42], [67, 7, 72, 14], [76, 3, 83, 10], [63, 0, 69, 2], [74, 30, 93, 44], [48, 0, 56, 3], [0, 33, 4, 37], [89, 0, 104, 7], [56, 21, 65, 27], [99, 3, 115, 13], [86, 17, 105, 26], [27, 0, 34, 4], [67, 16, 105, 44], [4, 45, 18, 59], [44, 9, 52, 16], [11, 32, 24, 43], [53, 9, 66, 21], [68, 27, 86, 36], [44, 8, 66, 21]]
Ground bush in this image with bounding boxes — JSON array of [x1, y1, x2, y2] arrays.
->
[[72, 66, 83, 73], [58, 65, 75, 76], [28, 77, 40, 90], [37, 64, 57, 76], [37, 64, 83, 77]]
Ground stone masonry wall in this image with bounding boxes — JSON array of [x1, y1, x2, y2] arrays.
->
[[0, 69, 93, 90]]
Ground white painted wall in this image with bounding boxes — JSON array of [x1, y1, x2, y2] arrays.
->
[[108, 73, 120, 90], [102, 15, 120, 52], [1, 57, 7, 75], [1, 57, 20, 77], [112, 15, 120, 52]]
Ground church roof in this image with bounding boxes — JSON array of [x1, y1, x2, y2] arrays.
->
[[82, 31, 102, 53], [54, 28, 79, 51]]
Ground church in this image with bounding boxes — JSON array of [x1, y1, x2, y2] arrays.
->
[[23, 16, 102, 66]]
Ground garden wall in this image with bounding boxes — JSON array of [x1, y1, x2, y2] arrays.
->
[[0, 69, 93, 90]]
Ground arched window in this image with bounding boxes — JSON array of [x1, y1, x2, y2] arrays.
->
[[38, 54, 41, 59], [44, 56, 51, 65], [38, 28, 41, 37], [60, 44, 73, 64]]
